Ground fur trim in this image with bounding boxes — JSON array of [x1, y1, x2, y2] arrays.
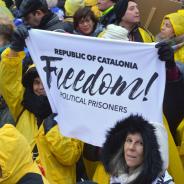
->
[[22, 65, 39, 89], [150, 122, 168, 171], [101, 115, 167, 184]]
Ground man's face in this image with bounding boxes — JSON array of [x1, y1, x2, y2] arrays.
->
[[33, 77, 46, 96], [97, 0, 114, 11], [23, 11, 43, 28], [121, 1, 140, 27]]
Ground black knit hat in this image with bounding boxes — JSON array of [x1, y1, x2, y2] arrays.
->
[[16, 0, 48, 17], [114, 0, 128, 24], [22, 65, 39, 90]]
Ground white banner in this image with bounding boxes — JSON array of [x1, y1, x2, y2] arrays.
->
[[26, 29, 165, 147]]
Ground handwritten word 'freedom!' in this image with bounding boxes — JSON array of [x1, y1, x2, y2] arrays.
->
[[41, 56, 158, 101]]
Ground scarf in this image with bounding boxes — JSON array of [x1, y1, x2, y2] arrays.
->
[[22, 88, 52, 120], [110, 166, 142, 184]]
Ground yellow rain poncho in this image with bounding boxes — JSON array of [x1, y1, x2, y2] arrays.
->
[[0, 124, 49, 184]]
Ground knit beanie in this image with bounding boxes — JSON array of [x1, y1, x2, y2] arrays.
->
[[114, 0, 128, 24], [64, 0, 85, 16], [101, 24, 129, 40]]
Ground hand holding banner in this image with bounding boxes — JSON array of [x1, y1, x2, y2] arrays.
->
[[26, 30, 165, 146]]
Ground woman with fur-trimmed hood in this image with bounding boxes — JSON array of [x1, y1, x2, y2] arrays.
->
[[101, 115, 174, 184]]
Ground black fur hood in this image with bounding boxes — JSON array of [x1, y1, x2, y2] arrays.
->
[[101, 115, 168, 184]]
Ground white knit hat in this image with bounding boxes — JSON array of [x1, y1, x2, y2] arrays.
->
[[101, 24, 129, 41]]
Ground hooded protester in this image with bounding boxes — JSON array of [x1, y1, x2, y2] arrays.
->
[[157, 12, 184, 63], [0, 25, 83, 184], [101, 115, 174, 184], [158, 12, 184, 166], [0, 124, 49, 184]]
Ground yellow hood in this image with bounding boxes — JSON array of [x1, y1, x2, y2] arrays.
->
[[178, 9, 184, 16], [0, 124, 39, 184], [0, 0, 14, 20], [162, 12, 184, 36], [64, 0, 85, 16], [84, 0, 97, 6]]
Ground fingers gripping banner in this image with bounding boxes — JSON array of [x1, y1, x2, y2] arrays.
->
[[26, 29, 165, 146]]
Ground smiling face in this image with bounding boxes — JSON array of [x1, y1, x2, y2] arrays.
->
[[33, 77, 46, 96], [124, 133, 144, 171], [77, 16, 95, 35]]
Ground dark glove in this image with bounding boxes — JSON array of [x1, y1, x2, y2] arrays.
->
[[10, 25, 29, 52], [155, 42, 176, 69], [43, 113, 58, 134]]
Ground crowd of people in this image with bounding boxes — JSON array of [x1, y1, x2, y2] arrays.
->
[[0, 0, 184, 183]]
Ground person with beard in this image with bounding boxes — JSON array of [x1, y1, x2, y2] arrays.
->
[[0, 25, 83, 184], [101, 115, 174, 184]]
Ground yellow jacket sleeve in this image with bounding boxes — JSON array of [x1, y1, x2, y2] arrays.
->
[[45, 125, 83, 166], [0, 48, 26, 121], [163, 116, 184, 184]]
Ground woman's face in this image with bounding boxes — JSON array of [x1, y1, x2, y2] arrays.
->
[[33, 77, 46, 96], [124, 133, 144, 171], [77, 16, 95, 35], [160, 19, 175, 39]]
